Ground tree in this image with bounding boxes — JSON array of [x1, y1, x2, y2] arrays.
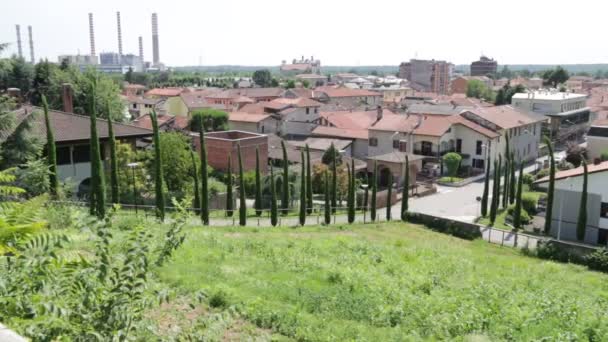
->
[[489, 159, 499, 225], [0, 96, 41, 168], [347, 161, 355, 223], [443, 152, 462, 180], [306, 145, 313, 215], [88, 78, 106, 218], [494, 88, 505, 106], [577, 158, 588, 241], [324, 171, 331, 225], [125, 67, 133, 83], [200, 125, 209, 225], [302, 80, 310, 88], [252, 69, 272, 87], [285, 80, 296, 89], [237, 145, 246, 226], [466, 79, 494, 101], [189, 109, 229, 132], [106, 102, 119, 204], [566, 143, 586, 167], [331, 145, 338, 213], [513, 161, 524, 229], [386, 172, 393, 221], [226, 155, 234, 217], [270, 166, 278, 226], [41, 95, 58, 198], [299, 150, 306, 226], [254, 147, 262, 217], [544, 136, 555, 234], [401, 155, 409, 221], [322, 143, 342, 165], [371, 161, 378, 222], [189, 149, 201, 212], [502, 137, 510, 209], [509, 152, 516, 205], [542, 66, 569, 88], [281, 140, 289, 214], [151, 110, 165, 221], [481, 154, 490, 217]]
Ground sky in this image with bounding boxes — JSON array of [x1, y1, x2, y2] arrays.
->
[[1, 0, 606, 67]]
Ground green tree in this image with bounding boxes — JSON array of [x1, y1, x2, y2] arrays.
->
[[481, 154, 490, 217], [466, 79, 494, 101], [322, 143, 342, 165], [577, 158, 588, 241], [254, 147, 262, 217], [509, 152, 516, 205], [190, 150, 200, 212], [544, 136, 555, 234], [513, 161, 524, 229], [324, 171, 331, 224], [302, 80, 310, 88], [106, 102, 119, 204], [401, 155, 409, 221], [371, 161, 378, 222], [270, 167, 278, 226], [200, 125, 209, 224], [286, 80, 296, 89], [125, 67, 133, 83], [155, 132, 196, 197], [386, 172, 393, 221], [41, 95, 58, 198], [443, 152, 462, 180], [299, 150, 306, 226], [281, 140, 289, 214], [306, 145, 313, 215], [226, 156, 234, 217], [88, 77, 106, 218], [502, 137, 510, 209], [489, 159, 499, 225], [331, 145, 338, 213], [190, 109, 229, 132], [151, 110, 165, 221], [494, 88, 506, 105], [237, 144, 246, 226], [347, 161, 356, 223], [252, 69, 272, 87], [542, 66, 570, 88]]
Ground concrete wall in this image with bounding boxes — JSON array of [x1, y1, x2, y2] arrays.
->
[[512, 96, 586, 115], [352, 139, 368, 159], [166, 96, 189, 116], [229, 118, 278, 135], [549, 187, 602, 245], [281, 107, 319, 137], [587, 136, 608, 161]]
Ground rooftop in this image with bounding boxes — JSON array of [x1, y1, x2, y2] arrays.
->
[[290, 137, 353, 152], [315, 86, 381, 98], [228, 112, 271, 123], [535, 160, 608, 184], [463, 105, 546, 130], [512, 91, 587, 101], [145, 87, 185, 97], [367, 152, 425, 163]]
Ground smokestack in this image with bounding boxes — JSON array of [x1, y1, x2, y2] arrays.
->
[[62, 83, 74, 113], [138, 36, 144, 61], [27, 25, 34, 64], [152, 13, 159, 65], [116, 11, 123, 64], [15, 25, 23, 59], [88, 13, 96, 58]]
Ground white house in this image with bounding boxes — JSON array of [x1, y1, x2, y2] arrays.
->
[[262, 97, 322, 138]]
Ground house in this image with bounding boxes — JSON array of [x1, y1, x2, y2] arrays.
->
[[334, 73, 359, 83], [283, 88, 330, 103], [373, 86, 413, 104], [5, 106, 153, 191], [228, 112, 278, 134], [180, 89, 228, 114], [205, 88, 284, 107], [132, 113, 189, 132], [511, 91, 589, 142], [124, 96, 164, 119], [314, 85, 382, 107], [535, 160, 608, 245], [280, 56, 321, 75], [295, 74, 327, 87], [122, 83, 146, 97], [290, 137, 353, 157], [586, 125, 608, 161], [144, 87, 190, 116], [261, 97, 322, 137]]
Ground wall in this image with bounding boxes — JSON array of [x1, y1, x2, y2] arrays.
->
[[548, 186, 602, 245], [451, 77, 468, 94], [281, 107, 319, 137], [351, 138, 368, 159], [368, 130, 438, 157], [203, 133, 268, 173], [166, 96, 189, 116], [587, 135, 608, 161], [512, 96, 587, 115]]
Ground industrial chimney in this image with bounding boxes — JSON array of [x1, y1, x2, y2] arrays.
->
[[152, 13, 160, 65], [88, 13, 96, 59], [116, 11, 123, 65], [15, 25, 23, 59], [62, 83, 74, 114], [27, 26, 34, 64], [138, 36, 144, 61]]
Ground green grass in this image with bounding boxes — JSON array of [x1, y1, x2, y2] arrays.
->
[[439, 176, 464, 183], [159, 222, 608, 341]]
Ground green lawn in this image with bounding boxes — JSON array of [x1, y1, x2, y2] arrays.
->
[[159, 222, 608, 341]]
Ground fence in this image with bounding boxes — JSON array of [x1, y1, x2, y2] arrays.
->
[[481, 226, 546, 249]]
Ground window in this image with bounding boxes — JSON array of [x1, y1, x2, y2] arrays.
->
[[132, 103, 137, 109], [314, 108, 318, 114], [601, 202, 608, 218], [393, 140, 400, 149], [527, 144, 531, 155], [399, 141, 407, 152], [72, 144, 91, 163], [472, 158, 485, 169], [456, 139, 462, 153], [533, 123, 536, 135], [306, 108, 310, 114], [476, 140, 483, 155], [369, 137, 378, 147], [56, 146, 71, 165]]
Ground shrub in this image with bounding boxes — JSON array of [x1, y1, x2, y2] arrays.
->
[[535, 168, 549, 180], [583, 248, 608, 272], [507, 205, 530, 224], [208, 177, 227, 195], [442, 152, 462, 178], [241, 170, 256, 196], [521, 193, 538, 214], [209, 289, 228, 308], [439, 176, 464, 183], [521, 173, 534, 187], [601, 151, 608, 161], [190, 109, 228, 132]]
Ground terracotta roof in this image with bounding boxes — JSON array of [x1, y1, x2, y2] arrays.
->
[[535, 161, 608, 184], [290, 138, 352, 151], [126, 96, 161, 105], [239, 103, 266, 114], [124, 83, 146, 89], [8, 106, 153, 143], [320, 109, 396, 130], [133, 113, 189, 131], [295, 74, 326, 79], [367, 152, 425, 163], [229, 112, 271, 123], [371, 113, 499, 138], [180, 89, 223, 109], [264, 97, 322, 110], [312, 126, 368, 140], [145, 87, 185, 97], [463, 105, 546, 130], [233, 96, 255, 104], [281, 63, 312, 71], [315, 86, 382, 98]]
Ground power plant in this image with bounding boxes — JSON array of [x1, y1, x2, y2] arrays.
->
[[27, 25, 34, 64], [138, 36, 144, 61], [151, 13, 160, 66], [88, 13, 96, 59], [116, 11, 123, 64], [15, 25, 23, 59]]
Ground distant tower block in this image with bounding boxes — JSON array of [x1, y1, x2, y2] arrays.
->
[[88, 13, 96, 58], [27, 25, 34, 63], [116, 11, 123, 64], [138, 36, 144, 61], [15, 25, 23, 59], [151, 13, 160, 65]]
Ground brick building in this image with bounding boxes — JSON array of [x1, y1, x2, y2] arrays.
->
[[195, 131, 268, 173], [398, 59, 453, 94]]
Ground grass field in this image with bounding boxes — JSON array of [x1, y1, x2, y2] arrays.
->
[[159, 222, 608, 341]]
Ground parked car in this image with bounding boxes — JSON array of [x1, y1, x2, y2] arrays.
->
[[422, 162, 441, 177]]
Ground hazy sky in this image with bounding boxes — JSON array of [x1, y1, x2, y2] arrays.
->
[[1, 0, 606, 66]]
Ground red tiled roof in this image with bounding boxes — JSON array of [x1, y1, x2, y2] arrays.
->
[[315, 86, 381, 98], [312, 126, 368, 140], [145, 87, 185, 97], [133, 114, 176, 130], [239, 103, 266, 114], [264, 97, 322, 110], [281, 63, 312, 71], [463, 105, 546, 130], [535, 161, 608, 184], [320, 109, 395, 130], [229, 112, 271, 123], [371, 113, 499, 138]]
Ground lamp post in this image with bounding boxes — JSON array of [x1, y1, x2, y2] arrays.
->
[[127, 162, 139, 215]]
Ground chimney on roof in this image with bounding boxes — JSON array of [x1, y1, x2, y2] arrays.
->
[[376, 105, 383, 121], [62, 83, 74, 113]]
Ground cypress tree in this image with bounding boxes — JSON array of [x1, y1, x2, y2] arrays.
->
[[324, 171, 331, 225], [299, 150, 306, 226], [386, 172, 392, 221], [238, 144, 246, 226], [226, 155, 233, 217], [371, 161, 378, 222], [151, 110, 164, 221], [280, 140, 289, 215], [200, 125, 209, 225], [331, 143, 337, 213], [495, 154, 502, 210], [513, 161, 524, 229], [401, 154, 409, 221], [270, 166, 278, 226], [348, 161, 356, 223], [306, 144, 313, 215], [88, 78, 106, 218], [106, 103, 119, 204], [41, 95, 58, 198], [543, 136, 555, 234], [509, 151, 516, 204], [577, 158, 588, 241], [489, 159, 499, 225], [363, 173, 369, 216], [502, 156, 509, 209], [481, 154, 490, 217], [254, 147, 262, 217], [190, 150, 200, 213]]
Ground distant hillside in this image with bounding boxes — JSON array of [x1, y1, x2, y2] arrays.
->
[[174, 65, 399, 76]]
